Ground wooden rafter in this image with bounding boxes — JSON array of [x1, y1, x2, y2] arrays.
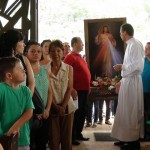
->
[[0, 0, 38, 42]]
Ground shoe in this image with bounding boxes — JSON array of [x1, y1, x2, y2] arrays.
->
[[114, 141, 124, 146], [72, 140, 80, 145], [97, 120, 102, 125], [105, 120, 112, 125], [76, 136, 90, 141], [92, 122, 97, 128], [120, 142, 141, 150], [85, 122, 92, 127]]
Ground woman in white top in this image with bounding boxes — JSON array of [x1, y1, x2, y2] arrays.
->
[[48, 40, 75, 150]]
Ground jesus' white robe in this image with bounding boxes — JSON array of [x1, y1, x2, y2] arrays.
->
[[111, 37, 145, 141]]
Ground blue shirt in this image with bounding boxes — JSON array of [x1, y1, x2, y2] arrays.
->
[[141, 57, 150, 93], [34, 66, 49, 107]]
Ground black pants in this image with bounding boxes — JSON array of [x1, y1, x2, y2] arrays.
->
[[72, 90, 88, 140], [30, 119, 49, 150], [144, 92, 150, 138]]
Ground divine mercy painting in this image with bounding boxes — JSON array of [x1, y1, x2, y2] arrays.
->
[[84, 18, 126, 80]]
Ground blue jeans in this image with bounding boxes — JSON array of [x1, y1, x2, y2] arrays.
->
[[99, 100, 111, 121], [111, 100, 118, 116], [86, 99, 99, 123]]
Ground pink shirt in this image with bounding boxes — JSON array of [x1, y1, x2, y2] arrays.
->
[[64, 52, 91, 92]]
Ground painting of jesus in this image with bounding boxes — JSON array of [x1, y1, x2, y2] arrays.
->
[[84, 18, 126, 80]]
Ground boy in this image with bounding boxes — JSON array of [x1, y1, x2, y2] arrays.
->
[[0, 57, 34, 150]]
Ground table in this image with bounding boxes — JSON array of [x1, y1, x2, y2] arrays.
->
[[89, 87, 118, 101]]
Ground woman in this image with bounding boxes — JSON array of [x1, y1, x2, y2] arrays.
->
[[0, 29, 35, 94], [48, 40, 75, 150], [40, 39, 52, 69], [24, 41, 52, 150]]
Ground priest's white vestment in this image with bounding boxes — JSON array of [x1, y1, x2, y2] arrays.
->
[[111, 37, 144, 141]]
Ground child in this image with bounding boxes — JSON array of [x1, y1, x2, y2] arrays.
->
[[24, 41, 52, 150], [0, 57, 34, 150]]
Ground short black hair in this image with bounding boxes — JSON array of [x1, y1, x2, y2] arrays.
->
[[49, 40, 64, 53], [0, 57, 20, 81], [120, 23, 134, 36], [147, 42, 150, 45]]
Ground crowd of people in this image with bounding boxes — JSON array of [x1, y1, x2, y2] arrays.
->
[[0, 23, 150, 150]]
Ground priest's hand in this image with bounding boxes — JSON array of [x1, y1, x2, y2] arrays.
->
[[113, 64, 122, 71]]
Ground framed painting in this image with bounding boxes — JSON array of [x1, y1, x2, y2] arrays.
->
[[84, 17, 126, 80]]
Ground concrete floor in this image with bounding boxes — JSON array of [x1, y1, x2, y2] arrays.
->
[[73, 118, 150, 150]]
